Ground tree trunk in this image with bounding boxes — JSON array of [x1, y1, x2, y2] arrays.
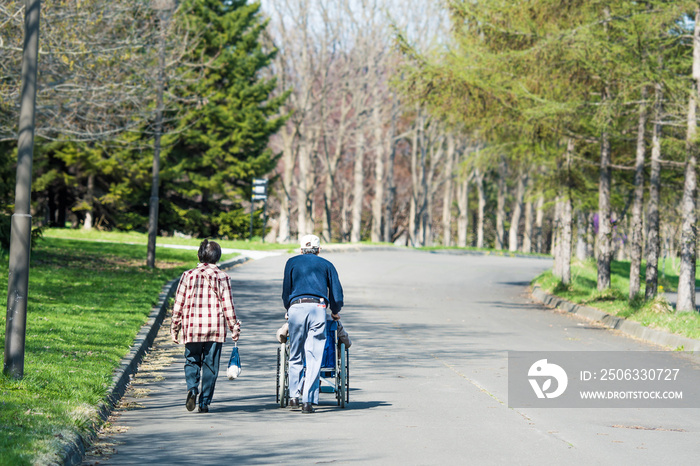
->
[[561, 197, 573, 284], [409, 109, 421, 246], [83, 173, 95, 230], [442, 134, 456, 246], [322, 173, 333, 243], [321, 131, 343, 243], [576, 210, 589, 261], [423, 191, 433, 246], [553, 196, 563, 278], [296, 139, 311, 239], [341, 189, 350, 242], [417, 122, 430, 246], [475, 168, 486, 248], [597, 128, 613, 291], [508, 168, 528, 252], [677, 11, 700, 312], [456, 164, 470, 248], [276, 130, 294, 244], [147, 6, 170, 268], [560, 139, 575, 284], [523, 200, 533, 253], [371, 104, 384, 243], [350, 131, 365, 243], [629, 87, 648, 300], [383, 98, 397, 243], [58, 187, 67, 228], [645, 79, 664, 300], [495, 156, 507, 250], [535, 195, 545, 253]]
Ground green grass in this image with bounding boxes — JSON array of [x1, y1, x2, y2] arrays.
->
[[42, 227, 294, 251], [419, 244, 551, 258], [0, 237, 209, 465], [533, 259, 700, 341]]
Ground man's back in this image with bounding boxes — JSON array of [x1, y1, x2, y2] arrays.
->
[[282, 253, 343, 313]]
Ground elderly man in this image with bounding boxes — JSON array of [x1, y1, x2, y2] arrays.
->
[[282, 234, 344, 414], [171, 240, 240, 413]]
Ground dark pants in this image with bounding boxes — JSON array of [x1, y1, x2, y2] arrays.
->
[[184, 341, 222, 408]]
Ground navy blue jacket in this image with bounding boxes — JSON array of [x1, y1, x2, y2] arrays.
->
[[282, 253, 344, 313]]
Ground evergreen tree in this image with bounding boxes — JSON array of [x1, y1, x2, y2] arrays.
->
[[159, 0, 288, 238]]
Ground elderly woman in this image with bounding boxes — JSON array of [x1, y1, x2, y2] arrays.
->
[[171, 240, 240, 413]]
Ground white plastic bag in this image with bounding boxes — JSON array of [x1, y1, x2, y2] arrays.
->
[[226, 343, 241, 380]]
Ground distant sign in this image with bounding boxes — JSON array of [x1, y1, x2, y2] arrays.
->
[[252, 178, 267, 200]]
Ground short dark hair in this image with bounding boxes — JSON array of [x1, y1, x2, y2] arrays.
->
[[198, 239, 221, 264]]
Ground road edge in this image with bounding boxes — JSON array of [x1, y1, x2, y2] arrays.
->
[[531, 284, 700, 353], [59, 255, 249, 466]]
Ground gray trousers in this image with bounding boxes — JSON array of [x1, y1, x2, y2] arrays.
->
[[288, 302, 327, 404]]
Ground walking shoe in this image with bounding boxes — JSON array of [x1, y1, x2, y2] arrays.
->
[[198, 405, 209, 413], [301, 402, 315, 414], [186, 389, 197, 411], [289, 397, 300, 408]]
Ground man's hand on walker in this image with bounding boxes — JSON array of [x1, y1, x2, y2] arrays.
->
[[331, 313, 341, 321]]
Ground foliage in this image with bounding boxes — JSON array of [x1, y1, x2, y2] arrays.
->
[[533, 259, 700, 340], [158, 0, 288, 238]]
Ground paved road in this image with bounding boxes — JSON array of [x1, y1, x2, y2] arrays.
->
[[85, 250, 700, 465]]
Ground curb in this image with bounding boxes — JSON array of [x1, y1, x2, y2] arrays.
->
[[531, 285, 700, 353], [59, 255, 249, 465]]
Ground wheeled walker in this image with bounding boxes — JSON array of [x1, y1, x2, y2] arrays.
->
[[276, 317, 349, 408]]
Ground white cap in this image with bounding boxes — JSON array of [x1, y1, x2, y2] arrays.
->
[[300, 234, 321, 249]]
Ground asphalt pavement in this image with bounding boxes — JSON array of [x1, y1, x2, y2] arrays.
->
[[82, 249, 700, 465]]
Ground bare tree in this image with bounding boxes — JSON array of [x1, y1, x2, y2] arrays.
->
[[350, 129, 366, 243], [0, 1, 175, 142], [263, 0, 447, 245]]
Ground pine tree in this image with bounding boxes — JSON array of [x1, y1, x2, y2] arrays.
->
[[159, 0, 288, 238]]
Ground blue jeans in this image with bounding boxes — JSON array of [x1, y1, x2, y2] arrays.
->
[[184, 341, 222, 408], [288, 303, 327, 404]]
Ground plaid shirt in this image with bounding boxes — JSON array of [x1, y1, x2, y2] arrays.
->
[[171, 263, 238, 344]]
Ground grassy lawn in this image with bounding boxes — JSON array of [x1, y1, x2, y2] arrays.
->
[[533, 258, 700, 341], [42, 227, 295, 251], [419, 245, 550, 258], [0, 237, 216, 465]]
